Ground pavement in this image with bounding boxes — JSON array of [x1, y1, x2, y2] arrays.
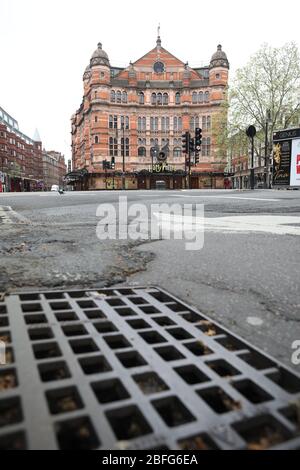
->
[[0, 188, 300, 370]]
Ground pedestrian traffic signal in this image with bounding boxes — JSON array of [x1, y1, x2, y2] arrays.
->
[[195, 127, 202, 149], [111, 157, 115, 170], [182, 132, 189, 154]]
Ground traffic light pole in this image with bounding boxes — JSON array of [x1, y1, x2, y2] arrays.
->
[[188, 145, 192, 190], [122, 124, 125, 190]]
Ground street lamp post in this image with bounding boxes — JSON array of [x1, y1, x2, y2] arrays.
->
[[246, 126, 257, 190]]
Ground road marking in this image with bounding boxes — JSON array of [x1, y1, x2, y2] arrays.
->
[[247, 317, 264, 326], [0, 207, 11, 224], [0, 206, 30, 224], [171, 195, 280, 202], [154, 213, 300, 236]]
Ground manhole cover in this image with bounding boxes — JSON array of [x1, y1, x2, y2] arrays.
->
[[0, 287, 300, 450]]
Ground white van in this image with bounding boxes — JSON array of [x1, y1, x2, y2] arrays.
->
[[51, 185, 59, 192]]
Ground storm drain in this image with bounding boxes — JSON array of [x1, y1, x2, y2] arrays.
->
[[0, 286, 300, 450]]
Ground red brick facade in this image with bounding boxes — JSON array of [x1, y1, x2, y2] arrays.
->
[[0, 117, 43, 192], [71, 37, 229, 190], [0, 107, 66, 192]]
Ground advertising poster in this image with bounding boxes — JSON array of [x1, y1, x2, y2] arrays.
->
[[289, 138, 300, 187], [273, 140, 291, 186]]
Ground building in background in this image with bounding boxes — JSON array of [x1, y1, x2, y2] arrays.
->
[[42, 150, 67, 190], [0, 106, 66, 192], [0, 107, 43, 192], [70, 34, 229, 190]]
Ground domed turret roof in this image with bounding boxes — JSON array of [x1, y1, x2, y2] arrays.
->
[[90, 42, 110, 67], [210, 44, 229, 69], [83, 65, 91, 80]]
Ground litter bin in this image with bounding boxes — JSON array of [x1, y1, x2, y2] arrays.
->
[[155, 180, 166, 190]]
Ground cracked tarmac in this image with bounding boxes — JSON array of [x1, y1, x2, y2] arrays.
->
[[0, 189, 300, 370]]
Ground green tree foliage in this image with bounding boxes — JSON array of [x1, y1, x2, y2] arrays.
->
[[230, 42, 300, 138]]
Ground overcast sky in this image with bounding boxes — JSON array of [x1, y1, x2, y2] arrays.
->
[[1, 0, 299, 160]]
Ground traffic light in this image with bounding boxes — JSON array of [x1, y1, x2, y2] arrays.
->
[[102, 160, 111, 170], [182, 132, 189, 154], [111, 157, 115, 170], [195, 128, 202, 150], [195, 128, 202, 165], [189, 137, 195, 154]]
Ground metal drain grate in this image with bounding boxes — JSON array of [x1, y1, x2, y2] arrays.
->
[[0, 287, 300, 450]]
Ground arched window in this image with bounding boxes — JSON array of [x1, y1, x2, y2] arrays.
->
[[190, 116, 195, 131], [109, 115, 113, 129], [192, 92, 198, 104], [173, 117, 178, 131], [122, 91, 127, 103], [199, 92, 204, 103], [202, 137, 207, 156], [163, 93, 169, 105], [157, 93, 162, 105], [150, 117, 154, 131], [139, 92, 144, 104], [110, 90, 115, 102], [207, 137, 211, 156], [117, 91, 122, 103], [175, 92, 181, 105], [138, 147, 146, 157], [151, 93, 156, 105], [173, 147, 182, 157], [207, 116, 211, 130], [95, 116, 98, 123], [109, 137, 114, 157], [151, 117, 158, 131], [94, 136, 99, 144], [205, 91, 209, 102]]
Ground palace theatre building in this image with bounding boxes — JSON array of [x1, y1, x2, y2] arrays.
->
[[70, 35, 229, 190]]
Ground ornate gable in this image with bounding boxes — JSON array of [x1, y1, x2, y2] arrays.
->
[[116, 45, 199, 82]]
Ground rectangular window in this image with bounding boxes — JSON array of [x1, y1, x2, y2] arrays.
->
[[114, 138, 118, 156]]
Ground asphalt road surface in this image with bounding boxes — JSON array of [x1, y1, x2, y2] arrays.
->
[[1, 188, 300, 370]]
